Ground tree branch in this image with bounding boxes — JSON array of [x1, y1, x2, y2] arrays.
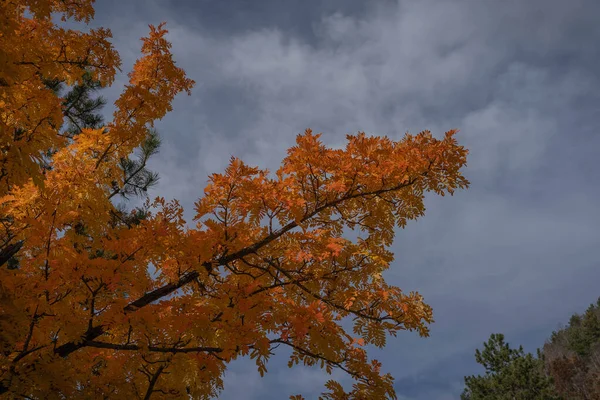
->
[[143, 364, 166, 400], [84, 341, 222, 354], [0, 240, 23, 267]]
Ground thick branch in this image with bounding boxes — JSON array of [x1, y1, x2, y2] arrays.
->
[[84, 341, 222, 354], [0, 240, 23, 267], [143, 364, 166, 400], [54, 325, 106, 357]]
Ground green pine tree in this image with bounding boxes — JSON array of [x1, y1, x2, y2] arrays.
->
[[43, 70, 161, 197], [2, 70, 161, 269], [43, 70, 107, 138], [462, 333, 561, 400]]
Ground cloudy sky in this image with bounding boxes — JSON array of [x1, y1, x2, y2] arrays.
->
[[80, 0, 600, 398]]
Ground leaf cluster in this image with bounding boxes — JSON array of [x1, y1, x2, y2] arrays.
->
[[0, 2, 470, 399]]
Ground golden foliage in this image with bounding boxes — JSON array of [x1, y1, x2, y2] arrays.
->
[[0, 2, 469, 399]]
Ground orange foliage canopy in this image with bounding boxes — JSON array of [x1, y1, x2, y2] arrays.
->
[[0, 1, 469, 399]]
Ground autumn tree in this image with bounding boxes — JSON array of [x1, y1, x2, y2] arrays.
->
[[462, 333, 560, 400], [2, 65, 161, 271], [543, 298, 600, 399], [1, 1, 469, 399]]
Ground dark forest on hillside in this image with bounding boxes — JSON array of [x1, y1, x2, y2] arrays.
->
[[463, 298, 600, 399]]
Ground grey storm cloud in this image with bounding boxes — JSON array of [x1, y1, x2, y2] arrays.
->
[[76, 0, 600, 398]]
